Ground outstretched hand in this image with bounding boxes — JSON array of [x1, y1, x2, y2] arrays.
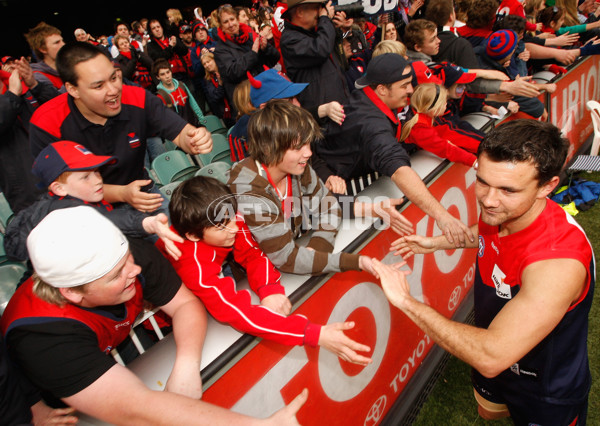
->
[[371, 259, 412, 310], [122, 180, 164, 212], [436, 213, 474, 248], [264, 388, 308, 426], [373, 197, 414, 236], [319, 321, 372, 365], [143, 213, 184, 260], [390, 234, 438, 258]]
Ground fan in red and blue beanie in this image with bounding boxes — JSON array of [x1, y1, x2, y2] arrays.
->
[[486, 29, 518, 62]]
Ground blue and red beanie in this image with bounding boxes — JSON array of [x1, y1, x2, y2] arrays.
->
[[486, 30, 518, 61]]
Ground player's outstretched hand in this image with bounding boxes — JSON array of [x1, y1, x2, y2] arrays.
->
[[390, 234, 438, 258], [371, 259, 412, 310]]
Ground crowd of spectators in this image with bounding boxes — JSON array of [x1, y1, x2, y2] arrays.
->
[[0, 0, 598, 424]]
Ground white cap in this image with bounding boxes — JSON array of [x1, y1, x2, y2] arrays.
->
[[27, 206, 129, 288]]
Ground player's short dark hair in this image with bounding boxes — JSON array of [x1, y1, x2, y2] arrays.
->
[[478, 119, 569, 186], [169, 176, 238, 239], [56, 41, 108, 86]]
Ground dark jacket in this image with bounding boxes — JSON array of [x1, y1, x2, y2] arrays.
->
[[319, 88, 411, 180], [0, 82, 55, 213], [114, 48, 154, 90], [213, 29, 280, 113], [5, 193, 149, 262], [280, 17, 350, 116]]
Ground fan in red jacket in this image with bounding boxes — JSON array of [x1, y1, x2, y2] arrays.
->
[[156, 176, 373, 365]]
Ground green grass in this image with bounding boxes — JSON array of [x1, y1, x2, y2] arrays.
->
[[414, 171, 600, 425]]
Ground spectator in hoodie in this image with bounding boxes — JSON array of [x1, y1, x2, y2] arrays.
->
[[24, 21, 65, 94]]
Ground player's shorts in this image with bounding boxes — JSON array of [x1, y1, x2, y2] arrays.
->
[[472, 369, 588, 426]]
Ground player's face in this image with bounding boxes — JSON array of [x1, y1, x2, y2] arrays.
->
[[78, 252, 141, 307], [475, 153, 554, 233], [201, 219, 239, 247], [277, 142, 312, 176], [62, 170, 104, 203], [68, 54, 123, 125], [381, 70, 414, 110], [416, 29, 440, 56]]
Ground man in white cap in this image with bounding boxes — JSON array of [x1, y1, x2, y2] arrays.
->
[[0, 206, 306, 424]]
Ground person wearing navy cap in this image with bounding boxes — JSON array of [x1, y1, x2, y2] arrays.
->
[[4, 141, 184, 272], [319, 53, 475, 248]]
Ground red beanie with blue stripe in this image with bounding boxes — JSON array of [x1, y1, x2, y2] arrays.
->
[[486, 30, 518, 61]]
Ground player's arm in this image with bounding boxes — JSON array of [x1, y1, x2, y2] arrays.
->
[[158, 284, 208, 399], [391, 166, 475, 248], [63, 363, 307, 425], [390, 223, 479, 258], [372, 257, 587, 378]]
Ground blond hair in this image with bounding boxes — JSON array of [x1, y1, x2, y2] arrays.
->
[[32, 273, 87, 306], [373, 40, 407, 58], [555, 0, 579, 26], [400, 83, 448, 141], [166, 8, 184, 24], [233, 79, 256, 118]]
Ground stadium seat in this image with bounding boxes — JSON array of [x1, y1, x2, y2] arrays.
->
[[151, 150, 199, 185], [203, 114, 227, 135], [0, 193, 14, 234], [0, 262, 27, 315], [586, 100, 600, 156], [162, 139, 178, 151], [194, 161, 231, 184], [158, 181, 182, 201], [195, 134, 233, 166]]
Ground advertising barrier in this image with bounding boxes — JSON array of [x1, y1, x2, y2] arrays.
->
[[201, 164, 478, 424], [548, 55, 600, 161], [79, 56, 597, 426]]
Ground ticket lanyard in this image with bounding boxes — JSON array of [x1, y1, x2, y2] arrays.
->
[[261, 164, 293, 219], [363, 86, 402, 141]]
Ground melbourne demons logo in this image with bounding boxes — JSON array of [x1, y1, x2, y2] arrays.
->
[[74, 145, 93, 155], [128, 132, 141, 148], [478, 235, 485, 257]]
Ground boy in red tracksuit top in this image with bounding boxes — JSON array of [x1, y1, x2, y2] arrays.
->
[[156, 175, 373, 364]]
